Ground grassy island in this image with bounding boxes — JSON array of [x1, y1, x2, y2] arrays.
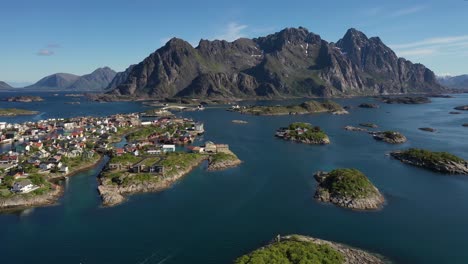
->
[[391, 148, 468, 174], [276, 122, 330, 144], [231, 100, 347, 116], [371, 131, 407, 144], [0, 108, 39, 116], [234, 235, 386, 264], [314, 168, 384, 210]]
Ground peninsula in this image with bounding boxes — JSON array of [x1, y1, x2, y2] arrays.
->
[[234, 234, 386, 264], [391, 148, 468, 174], [313, 168, 385, 210], [275, 122, 330, 144], [229, 100, 347, 116]]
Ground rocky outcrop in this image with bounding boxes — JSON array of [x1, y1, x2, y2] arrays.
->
[[108, 27, 445, 99], [378, 96, 431, 104], [232, 120, 248, 124], [0, 185, 62, 211], [278, 235, 387, 264], [5, 96, 44, 102], [314, 169, 385, 210], [371, 131, 407, 144], [344, 126, 368, 132], [359, 123, 378, 128], [358, 103, 379, 108], [419, 127, 436, 132], [207, 151, 242, 171], [391, 149, 468, 174], [454, 105, 468, 111]]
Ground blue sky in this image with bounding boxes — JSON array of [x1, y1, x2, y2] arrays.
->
[[1, 0, 467, 86]]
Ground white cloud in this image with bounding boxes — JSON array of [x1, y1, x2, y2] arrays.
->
[[214, 22, 248, 41], [391, 35, 468, 49], [37, 49, 55, 56], [389, 5, 426, 17]]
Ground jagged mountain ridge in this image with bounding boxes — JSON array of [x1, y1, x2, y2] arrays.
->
[[25, 67, 116, 91], [109, 27, 445, 98]]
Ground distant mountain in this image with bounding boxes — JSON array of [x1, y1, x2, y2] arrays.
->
[[68, 67, 117, 90], [108, 27, 445, 99], [0, 81, 13, 90], [106, 65, 135, 90], [24, 67, 116, 91], [437, 75, 468, 89]]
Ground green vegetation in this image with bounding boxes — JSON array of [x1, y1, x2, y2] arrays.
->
[[160, 152, 204, 177], [109, 153, 141, 165], [210, 152, 237, 163], [285, 122, 328, 142], [0, 108, 39, 116], [400, 148, 465, 164], [234, 240, 344, 264], [239, 100, 344, 115], [127, 126, 165, 141], [322, 169, 377, 199]]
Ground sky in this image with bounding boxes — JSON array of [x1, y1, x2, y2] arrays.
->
[[1, 0, 467, 86]]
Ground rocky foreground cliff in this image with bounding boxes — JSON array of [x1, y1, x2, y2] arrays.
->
[[108, 27, 445, 99]]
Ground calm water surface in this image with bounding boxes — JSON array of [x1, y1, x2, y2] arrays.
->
[[1, 92, 468, 264]]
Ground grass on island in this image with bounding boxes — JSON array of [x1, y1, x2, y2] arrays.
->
[[109, 153, 142, 165], [400, 148, 465, 164], [234, 240, 344, 264], [159, 152, 204, 177], [322, 168, 377, 199], [0, 108, 38, 116], [210, 152, 238, 163], [126, 126, 166, 141], [241, 100, 344, 115], [286, 122, 328, 142]]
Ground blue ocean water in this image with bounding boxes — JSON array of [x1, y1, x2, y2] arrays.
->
[[0, 92, 467, 264]]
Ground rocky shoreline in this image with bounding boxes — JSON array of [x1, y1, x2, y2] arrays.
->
[[278, 235, 388, 264], [314, 170, 385, 210], [390, 149, 468, 174], [207, 151, 242, 171], [371, 131, 407, 144], [98, 156, 207, 207], [0, 184, 63, 212]]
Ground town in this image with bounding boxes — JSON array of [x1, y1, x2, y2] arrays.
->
[[0, 112, 208, 202]]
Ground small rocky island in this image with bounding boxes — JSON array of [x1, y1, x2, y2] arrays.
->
[[275, 122, 330, 144], [232, 120, 248, 124], [207, 151, 242, 171], [358, 103, 379, 108], [419, 127, 436, 132], [0, 108, 39, 116], [313, 168, 385, 210], [359, 123, 378, 128], [230, 100, 348, 116], [4, 96, 44, 102], [378, 96, 431, 104], [391, 148, 468, 174], [454, 105, 468, 111], [234, 234, 387, 264], [371, 131, 407, 144]]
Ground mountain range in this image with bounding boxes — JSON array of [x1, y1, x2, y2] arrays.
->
[[107, 27, 445, 99], [437, 75, 468, 90], [0, 81, 13, 90], [24, 67, 116, 91]]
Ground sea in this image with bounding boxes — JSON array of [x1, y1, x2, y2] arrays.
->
[[0, 91, 467, 264]]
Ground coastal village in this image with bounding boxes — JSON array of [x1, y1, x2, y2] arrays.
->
[[0, 111, 241, 209]]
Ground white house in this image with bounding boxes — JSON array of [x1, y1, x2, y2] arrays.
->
[[162, 144, 176, 153], [59, 166, 69, 173], [12, 179, 38, 193]]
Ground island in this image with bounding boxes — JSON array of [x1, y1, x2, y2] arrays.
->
[[358, 103, 379, 108], [0, 108, 39, 116], [98, 120, 240, 207], [449, 111, 461, 114], [370, 131, 407, 144], [454, 105, 468, 111], [419, 127, 436, 132], [463, 124, 468, 127], [275, 122, 330, 145], [4, 96, 44, 102], [344, 126, 368, 132], [229, 100, 347, 116], [391, 148, 468, 174], [232, 120, 248, 124], [378, 96, 431, 104], [313, 168, 385, 210], [234, 234, 386, 264], [359, 123, 378, 128]]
